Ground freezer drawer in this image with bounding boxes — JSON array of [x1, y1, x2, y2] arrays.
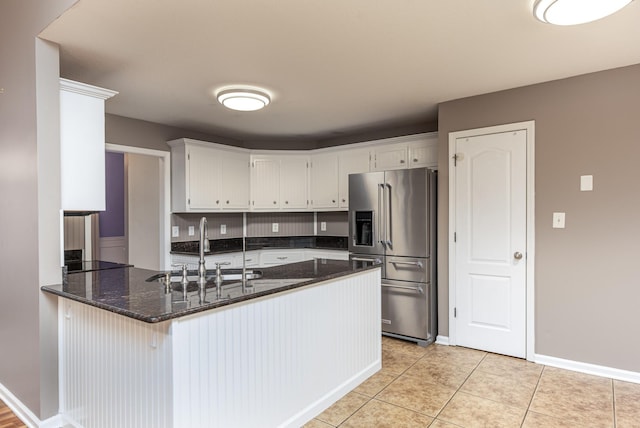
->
[[381, 280, 432, 342], [385, 256, 429, 283]]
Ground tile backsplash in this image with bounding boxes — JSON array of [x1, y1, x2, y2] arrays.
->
[[171, 211, 348, 242]]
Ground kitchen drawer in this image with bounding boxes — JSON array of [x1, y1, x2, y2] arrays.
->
[[385, 256, 429, 283], [260, 250, 305, 266], [381, 280, 431, 341]]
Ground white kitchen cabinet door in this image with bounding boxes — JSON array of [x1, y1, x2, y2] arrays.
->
[[408, 134, 438, 169], [219, 150, 250, 210], [309, 153, 339, 210], [187, 144, 222, 210], [338, 148, 371, 209], [60, 79, 117, 211], [370, 143, 408, 171], [279, 156, 309, 210], [251, 156, 280, 209]]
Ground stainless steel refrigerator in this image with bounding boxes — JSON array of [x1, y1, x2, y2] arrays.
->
[[348, 167, 437, 346]]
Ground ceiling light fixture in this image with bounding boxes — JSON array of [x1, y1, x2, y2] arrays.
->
[[217, 88, 271, 111], [533, 0, 634, 25]]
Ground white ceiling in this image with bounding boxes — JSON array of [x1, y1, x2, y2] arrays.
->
[[40, 0, 640, 142]]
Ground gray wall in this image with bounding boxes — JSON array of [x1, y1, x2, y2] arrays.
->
[[1, 0, 75, 419], [437, 63, 640, 372]]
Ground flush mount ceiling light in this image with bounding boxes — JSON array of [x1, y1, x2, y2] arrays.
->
[[217, 88, 271, 111], [534, 0, 634, 25]]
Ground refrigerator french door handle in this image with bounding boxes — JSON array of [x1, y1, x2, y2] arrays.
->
[[385, 183, 392, 247], [378, 183, 386, 247], [381, 283, 424, 294]]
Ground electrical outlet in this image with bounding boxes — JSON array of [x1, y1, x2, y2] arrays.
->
[[188, 226, 195, 236], [171, 226, 180, 237], [320, 221, 327, 232], [553, 212, 565, 229], [272, 223, 279, 233], [220, 224, 227, 235]]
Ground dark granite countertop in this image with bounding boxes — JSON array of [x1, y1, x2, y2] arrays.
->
[[42, 259, 379, 324]]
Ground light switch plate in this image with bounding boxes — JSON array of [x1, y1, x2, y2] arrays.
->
[[171, 226, 180, 237], [320, 221, 327, 231], [272, 223, 279, 233], [553, 212, 565, 229], [188, 226, 195, 236], [580, 175, 593, 191], [220, 224, 227, 235]]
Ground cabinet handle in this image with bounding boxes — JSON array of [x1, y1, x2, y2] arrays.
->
[[273, 201, 277, 204], [400, 159, 405, 164], [216, 200, 220, 204], [226, 200, 229, 204], [285, 201, 289, 204], [332, 200, 336, 203], [277, 256, 288, 260], [413, 158, 418, 162], [342, 198, 346, 203]]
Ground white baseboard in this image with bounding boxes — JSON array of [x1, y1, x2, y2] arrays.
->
[[0, 382, 40, 428], [0, 382, 64, 428], [535, 354, 640, 384], [435, 335, 449, 346]]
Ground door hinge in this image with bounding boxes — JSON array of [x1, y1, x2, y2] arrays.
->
[[453, 153, 457, 166], [454, 307, 457, 318], [188, 198, 191, 205], [454, 232, 456, 242], [187, 153, 190, 161]]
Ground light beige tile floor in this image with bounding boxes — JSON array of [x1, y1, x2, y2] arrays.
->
[[303, 336, 640, 427]]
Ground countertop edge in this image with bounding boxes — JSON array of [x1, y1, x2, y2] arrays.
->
[[42, 263, 380, 324]]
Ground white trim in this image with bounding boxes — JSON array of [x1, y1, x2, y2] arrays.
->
[[0, 382, 39, 428], [535, 354, 640, 384], [435, 335, 450, 346], [105, 143, 172, 270], [448, 121, 536, 361]]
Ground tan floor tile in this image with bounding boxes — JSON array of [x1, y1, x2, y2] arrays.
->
[[614, 380, 640, 428], [429, 419, 463, 427], [422, 345, 487, 367], [382, 348, 421, 375], [341, 399, 433, 428], [382, 336, 429, 359], [376, 373, 456, 417], [353, 368, 398, 397], [459, 369, 536, 409], [438, 392, 526, 428], [302, 418, 334, 428], [404, 356, 476, 389], [476, 353, 543, 386], [529, 367, 614, 427], [522, 411, 582, 427], [315, 391, 369, 426]]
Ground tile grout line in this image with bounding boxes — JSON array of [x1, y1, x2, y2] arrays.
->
[[429, 350, 490, 424], [519, 363, 546, 427]]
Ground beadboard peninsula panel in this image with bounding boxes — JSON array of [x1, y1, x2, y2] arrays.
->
[[172, 269, 381, 428], [58, 298, 172, 428]]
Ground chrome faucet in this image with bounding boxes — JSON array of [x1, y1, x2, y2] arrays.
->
[[198, 216, 210, 285]]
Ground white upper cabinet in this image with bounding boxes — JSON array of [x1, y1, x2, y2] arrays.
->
[[168, 139, 250, 212], [370, 132, 438, 171], [60, 79, 117, 211], [309, 152, 339, 209], [337, 148, 371, 209], [168, 133, 436, 213], [251, 154, 309, 210]]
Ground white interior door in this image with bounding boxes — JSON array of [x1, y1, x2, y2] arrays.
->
[[453, 129, 527, 358]]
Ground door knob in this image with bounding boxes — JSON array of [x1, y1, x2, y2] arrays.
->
[[514, 252, 523, 260]]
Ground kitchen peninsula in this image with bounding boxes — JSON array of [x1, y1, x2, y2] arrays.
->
[[42, 259, 381, 428]]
